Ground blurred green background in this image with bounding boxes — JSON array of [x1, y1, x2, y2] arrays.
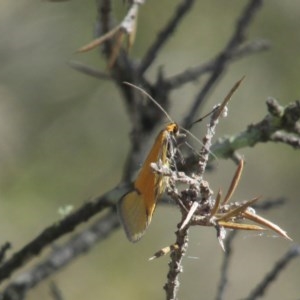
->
[[0, 0, 300, 299]]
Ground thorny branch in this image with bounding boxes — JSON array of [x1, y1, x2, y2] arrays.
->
[[154, 79, 291, 300]]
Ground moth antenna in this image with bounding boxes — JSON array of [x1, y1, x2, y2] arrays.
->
[[123, 82, 174, 124], [180, 127, 218, 161], [124, 81, 217, 160]]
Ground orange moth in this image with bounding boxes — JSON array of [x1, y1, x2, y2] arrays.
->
[[118, 83, 181, 242], [118, 123, 179, 242]]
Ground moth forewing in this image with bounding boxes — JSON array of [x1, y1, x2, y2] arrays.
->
[[118, 123, 180, 242]]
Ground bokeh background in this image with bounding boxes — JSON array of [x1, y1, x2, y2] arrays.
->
[[0, 1, 300, 299]]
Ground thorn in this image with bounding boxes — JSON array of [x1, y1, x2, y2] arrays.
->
[[149, 244, 179, 260], [180, 202, 199, 230], [222, 159, 244, 205]]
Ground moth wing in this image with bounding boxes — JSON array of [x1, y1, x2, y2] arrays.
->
[[134, 126, 174, 217], [118, 123, 179, 242], [118, 189, 150, 242]]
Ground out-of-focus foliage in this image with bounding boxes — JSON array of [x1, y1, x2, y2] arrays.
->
[[0, 1, 299, 299]]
